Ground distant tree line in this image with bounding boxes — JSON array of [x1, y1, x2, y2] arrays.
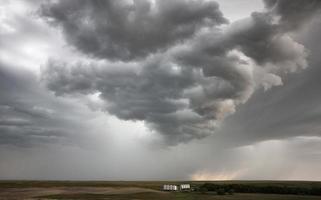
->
[[198, 183, 321, 196]]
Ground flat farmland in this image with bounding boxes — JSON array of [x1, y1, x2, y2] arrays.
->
[[0, 181, 320, 200]]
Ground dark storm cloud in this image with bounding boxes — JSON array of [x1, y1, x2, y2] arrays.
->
[[41, 0, 321, 144], [264, 0, 321, 30], [40, 0, 227, 61], [44, 58, 204, 144], [215, 16, 321, 146], [229, 13, 307, 72], [2, 0, 321, 181], [0, 63, 90, 147]]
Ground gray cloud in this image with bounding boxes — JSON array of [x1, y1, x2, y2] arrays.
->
[[264, 0, 321, 30], [1, 0, 321, 181], [214, 16, 321, 146], [229, 13, 307, 73], [40, 0, 227, 61], [0, 62, 94, 147], [41, 0, 321, 145]]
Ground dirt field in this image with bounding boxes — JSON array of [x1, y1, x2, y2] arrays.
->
[[1, 187, 321, 200], [0, 186, 162, 199], [0, 181, 320, 200]]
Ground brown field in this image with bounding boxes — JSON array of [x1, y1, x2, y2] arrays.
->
[[0, 181, 320, 200]]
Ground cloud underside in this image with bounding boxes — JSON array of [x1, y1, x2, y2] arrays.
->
[[40, 0, 321, 144]]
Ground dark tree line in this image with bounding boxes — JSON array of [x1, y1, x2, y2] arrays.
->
[[198, 183, 321, 196]]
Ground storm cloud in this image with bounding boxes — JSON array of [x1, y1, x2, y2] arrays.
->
[[264, 0, 321, 30], [213, 16, 321, 147], [0, 61, 100, 147], [1, 0, 321, 181], [40, 0, 227, 61], [39, 0, 321, 145]]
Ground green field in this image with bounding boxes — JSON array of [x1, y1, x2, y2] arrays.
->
[[0, 180, 320, 200]]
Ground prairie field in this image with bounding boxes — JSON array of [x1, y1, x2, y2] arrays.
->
[[0, 181, 321, 200]]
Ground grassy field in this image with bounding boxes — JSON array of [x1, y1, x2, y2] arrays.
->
[[0, 180, 320, 199], [1, 180, 321, 189], [39, 192, 321, 200]]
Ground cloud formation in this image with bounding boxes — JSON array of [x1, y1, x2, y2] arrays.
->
[[40, 0, 227, 61], [39, 0, 321, 145], [214, 16, 321, 147], [264, 0, 321, 30], [0, 64, 60, 146], [1, 0, 321, 181], [0, 61, 100, 147]]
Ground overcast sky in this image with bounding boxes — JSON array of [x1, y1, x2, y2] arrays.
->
[[1, 0, 321, 181]]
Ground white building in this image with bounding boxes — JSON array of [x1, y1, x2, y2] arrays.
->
[[180, 184, 191, 190], [163, 184, 178, 191]]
